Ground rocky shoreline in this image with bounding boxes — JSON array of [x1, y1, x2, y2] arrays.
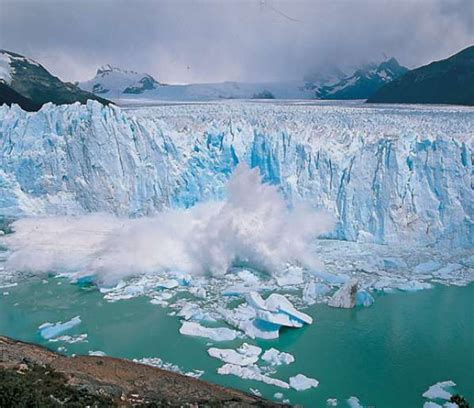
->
[[0, 336, 289, 407]]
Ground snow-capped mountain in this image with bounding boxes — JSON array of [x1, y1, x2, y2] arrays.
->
[[80, 67, 313, 101], [0, 101, 471, 248], [317, 58, 409, 100], [80, 65, 162, 96], [0, 49, 110, 111]]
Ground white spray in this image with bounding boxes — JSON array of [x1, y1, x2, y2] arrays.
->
[[2, 164, 334, 285]]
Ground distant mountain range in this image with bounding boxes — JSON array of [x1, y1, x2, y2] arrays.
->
[[1, 46, 472, 108], [0, 49, 110, 111], [316, 58, 408, 100], [79, 59, 409, 102], [368, 46, 474, 106], [80, 65, 162, 96]]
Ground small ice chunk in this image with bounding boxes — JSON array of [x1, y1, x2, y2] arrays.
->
[[88, 350, 107, 356], [38, 316, 81, 340], [422, 380, 456, 400], [423, 403, 442, 408], [189, 287, 207, 298], [48, 334, 88, 344], [208, 343, 262, 366], [250, 388, 262, 396], [178, 303, 215, 322], [355, 290, 374, 307], [347, 396, 363, 408], [274, 392, 284, 400], [179, 321, 238, 342], [261, 348, 295, 366], [328, 279, 358, 308], [414, 261, 442, 274], [156, 279, 179, 289], [217, 363, 289, 389], [397, 281, 433, 292], [326, 398, 338, 406], [289, 374, 319, 391]]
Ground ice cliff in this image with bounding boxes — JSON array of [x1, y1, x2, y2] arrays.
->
[[0, 101, 472, 247]]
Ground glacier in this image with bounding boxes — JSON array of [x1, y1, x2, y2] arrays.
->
[[0, 100, 472, 248]]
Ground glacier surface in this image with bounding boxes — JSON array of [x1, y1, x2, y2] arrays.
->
[[0, 100, 472, 248]]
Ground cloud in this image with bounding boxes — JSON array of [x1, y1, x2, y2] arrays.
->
[[0, 0, 472, 83]]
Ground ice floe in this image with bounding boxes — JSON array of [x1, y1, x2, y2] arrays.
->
[[38, 316, 82, 340], [208, 343, 262, 366], [347, 396, 364, 408], [261, 348, 295, 366], [289, 374, 319, 391], [179, 321, 238, 341], [48, 333, 88, 344], [217, 363, 289, 389], [422, 380, 456, 400]]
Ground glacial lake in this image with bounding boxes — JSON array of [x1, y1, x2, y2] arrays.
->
[[1, 277, 472, 407]]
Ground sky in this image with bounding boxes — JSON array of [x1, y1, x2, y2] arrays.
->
[[0, 0, 473, 84]]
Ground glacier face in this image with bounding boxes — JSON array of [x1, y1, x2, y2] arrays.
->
[[0, 100, 472, 247]]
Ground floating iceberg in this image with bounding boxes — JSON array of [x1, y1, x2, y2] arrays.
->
[[355, 290, 374, 307], [208, 343, 262, 366], [261, 348, 295, 366], [228, 292, 313, 339], [217, 363, 289, 389], [179, 321, 238, 342], [422, 380, 456, 400], [289, 374, 319, 391], [347, 396, 364, 408], [38, 316, 82, 340], [328, 279, 358, 308], [247, 292, 313, 325]]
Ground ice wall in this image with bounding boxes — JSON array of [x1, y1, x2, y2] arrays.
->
[[0, 101, 472, 247]]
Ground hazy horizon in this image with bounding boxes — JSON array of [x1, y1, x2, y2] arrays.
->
[[0, 0, 473, 84]]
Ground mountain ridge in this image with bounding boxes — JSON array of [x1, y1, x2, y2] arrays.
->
[[367, 46, 474, 106], [0, 49, 111, 111]]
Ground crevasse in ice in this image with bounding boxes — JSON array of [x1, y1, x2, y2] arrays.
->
[[0, 101, 472, 247]]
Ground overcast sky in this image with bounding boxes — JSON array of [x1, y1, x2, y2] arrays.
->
[[0, 0, 473, 84]]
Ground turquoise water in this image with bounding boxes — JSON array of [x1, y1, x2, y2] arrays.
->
[[0, 278, 472, 407]]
